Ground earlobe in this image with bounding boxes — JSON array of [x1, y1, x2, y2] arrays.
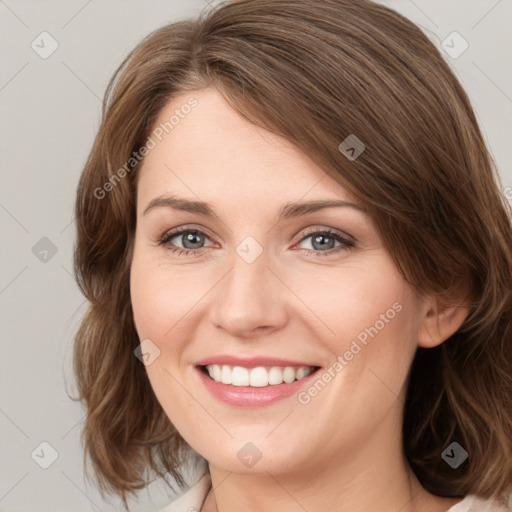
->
[[417, 295, 471, 349]]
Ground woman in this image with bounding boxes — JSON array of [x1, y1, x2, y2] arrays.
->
[[72, 0, 512, 511]]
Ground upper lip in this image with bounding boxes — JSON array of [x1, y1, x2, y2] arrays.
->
[[195, 355, 320, 369]]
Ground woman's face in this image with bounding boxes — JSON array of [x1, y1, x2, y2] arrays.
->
[[130, 87, 427, 476]]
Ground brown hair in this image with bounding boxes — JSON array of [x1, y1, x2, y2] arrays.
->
[[71, 0, 512, 507]]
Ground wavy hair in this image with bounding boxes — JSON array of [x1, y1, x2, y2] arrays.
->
[[71, 0, 512, 508]]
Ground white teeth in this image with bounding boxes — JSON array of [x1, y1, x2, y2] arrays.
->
[[296, 367, 309, 380], [221, 364, 232, 384], [249, 367, 268, 387], [212, 364, 221, 382], [268, 366, 283, 385], [204, 364, 316, 386], [282, 366, 296, 383], [231, 366, 249, 386]]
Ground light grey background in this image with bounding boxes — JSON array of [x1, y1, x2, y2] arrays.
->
[[1, 1, 510, 511]]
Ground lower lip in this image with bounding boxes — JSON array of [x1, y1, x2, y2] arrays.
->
[[195, 367, 319, 407]]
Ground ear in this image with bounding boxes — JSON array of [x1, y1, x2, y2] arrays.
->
[[417, 292, 471, 349]]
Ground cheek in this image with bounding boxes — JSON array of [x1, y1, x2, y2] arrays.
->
[[296, 262, 420, 405], [130, 250, 204, 350], [291, 260, 415, 352], [130, 253, 209, 439]]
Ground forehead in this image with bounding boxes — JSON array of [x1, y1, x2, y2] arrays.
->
[[136, 88, 354, 211]]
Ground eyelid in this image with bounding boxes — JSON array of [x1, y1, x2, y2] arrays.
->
[[294, 225, 355, 245], [157, 223, 217, 244]]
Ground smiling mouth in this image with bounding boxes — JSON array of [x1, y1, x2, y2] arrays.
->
[[199, 364, 321, 387]]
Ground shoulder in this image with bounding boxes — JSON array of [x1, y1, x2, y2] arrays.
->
[[159, 473, 211, 512], [448, 491, 512, 512]]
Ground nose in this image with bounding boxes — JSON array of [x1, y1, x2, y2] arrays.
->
[[209, 247, 289, 338]]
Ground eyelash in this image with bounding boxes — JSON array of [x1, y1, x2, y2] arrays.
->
[[157, 225, 355, 258]]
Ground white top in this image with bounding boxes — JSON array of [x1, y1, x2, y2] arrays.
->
[[160, 473, 512, 512], [160, 473, 211, 512]]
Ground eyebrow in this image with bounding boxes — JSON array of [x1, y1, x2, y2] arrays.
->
[[142, 195, 364, 220]]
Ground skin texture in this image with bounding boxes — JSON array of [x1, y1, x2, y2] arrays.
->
[[130, 88, 468, 512]]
